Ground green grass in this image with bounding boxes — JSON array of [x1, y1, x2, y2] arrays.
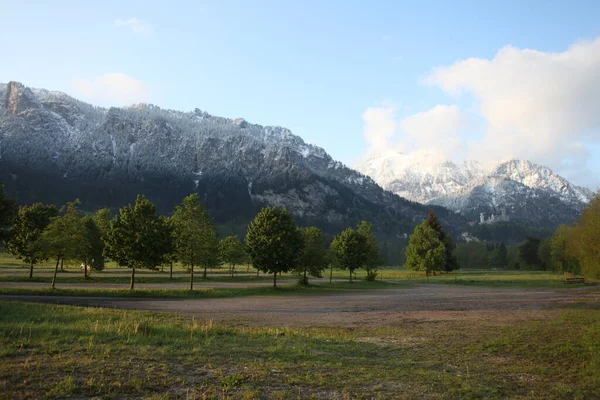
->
[[0, 280, 401, 299], [0, 274, 278, 284], [0, 301, 598, 399]]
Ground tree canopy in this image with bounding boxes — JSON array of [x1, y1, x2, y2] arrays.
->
[[105, 195, 172, 290], [219, 236, 247, 277], [5, 203, 57, 278], [171, 194, 219, 288], [245, 206, 303, 288], [405, 222, 446, 275], [297, 226, 327, 284]]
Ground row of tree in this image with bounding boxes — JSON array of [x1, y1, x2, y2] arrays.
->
[[0, 185, 387, 289]]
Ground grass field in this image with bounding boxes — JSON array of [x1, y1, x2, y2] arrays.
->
[[1, 301, 598, 399], [0, 281, 401, 299]]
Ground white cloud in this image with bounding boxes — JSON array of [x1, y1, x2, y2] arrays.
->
[[71, 73, 150, 106], [426, 38, 600, 184], [399, 105, 467, 157], [362, 104, 468, 163], [114, 17, 152, 38], [362, 105, 398, 151]]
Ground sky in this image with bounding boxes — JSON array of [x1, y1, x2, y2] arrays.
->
[[2, 0, 600, 188]]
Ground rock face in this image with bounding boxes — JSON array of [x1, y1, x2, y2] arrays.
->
[[0, 82, 466, 241], [358, 151, 595, 229]]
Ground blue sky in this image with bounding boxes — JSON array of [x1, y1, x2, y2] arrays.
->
[[2, 0, 600, 188]]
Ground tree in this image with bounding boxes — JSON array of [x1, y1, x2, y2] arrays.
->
[[105, 195, 172, 290], [550, 225, 580, 275], [518, 237, 542, 269], [296, 226, 327, 285], [38, 201, 86, 288], [425, 211, 458, 271], [331, 227, 367, 283], [356, 221, 381, 281], [245, 206, 303, 288], [405, 222, 446, 275], [94, 208, 113, 242], [162, 216, 178, 279], [171, 194, 219, 289], [488, 242, 508, 269], [78, 216, 105, 274], [6, 203, 57, 279], [574, 193, 600, 278], [0, 184, 17, 242], [219, 236, 247, 278], [537, 239, 552, 271]]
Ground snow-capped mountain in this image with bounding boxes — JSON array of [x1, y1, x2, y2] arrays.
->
[[0, 81, 466, 242], [358, 151, 595, 227]]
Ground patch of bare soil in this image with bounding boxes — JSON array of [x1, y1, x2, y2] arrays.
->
[[2, 284, 598, 328]]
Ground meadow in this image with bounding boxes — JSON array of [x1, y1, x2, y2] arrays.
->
[[1, 253, 598, 399]]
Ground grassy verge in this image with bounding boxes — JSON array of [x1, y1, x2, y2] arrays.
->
[[0, 281, 401, 299], [0, 274, 277, 284], [0, 301, 598, 399]]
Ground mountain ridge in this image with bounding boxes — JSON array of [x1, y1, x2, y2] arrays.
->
[[357, 151, 594, 228], [0, 81, 466, 251]]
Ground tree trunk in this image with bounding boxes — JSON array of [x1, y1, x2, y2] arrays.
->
[[29, 263, 34, 279], [349, 269, 353, 283], [130, 267, 135, 290], [304, 267, 308, 285], [203, 264, 207, 279], [190, 263, 194, 291], [273, 271, 277, 288], [60, 258, 64, 272], [256, 268, 259, 277], [51, 257, 60, 289], [84, 258, 88, 280], [161, 264, 164, 272], [329, 264, 333, 284], [231, 264, 235, 278], [170, 262, 173, 280]]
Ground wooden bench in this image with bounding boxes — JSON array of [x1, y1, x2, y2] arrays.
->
[[564, 277, 585, 284]]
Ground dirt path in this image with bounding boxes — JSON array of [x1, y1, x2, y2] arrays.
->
[[2, 284, 597, 327]]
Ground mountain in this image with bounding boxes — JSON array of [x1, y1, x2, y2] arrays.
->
[[358, 151, 594, 229], [0, 81, 467, 250]]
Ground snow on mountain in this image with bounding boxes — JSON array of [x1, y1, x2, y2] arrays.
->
[[357, 150, 594, 227], [0, 81, 467, 241]]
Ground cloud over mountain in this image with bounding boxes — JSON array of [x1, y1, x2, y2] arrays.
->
[[361, 37, 600, 188]]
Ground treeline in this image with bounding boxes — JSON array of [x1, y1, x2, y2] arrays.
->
[[519, 194, 600, 278], [0, 185, 390, 289]]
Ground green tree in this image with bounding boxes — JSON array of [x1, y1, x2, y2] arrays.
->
[[488, 242, 508, 269], [105, 195, 172, 290], [405, 222, 446, 275], [550, 225, 580, 275], [219, 236, 247, 278], [6, 203, 57, 279], [537, 239, 553, 271], [79, 216, 105, 274], [245, 206, 303, 288], [331, 227, 367, 283], [0, 184, 17, 242], [172, 194, 219, 289], [518, 237, 542, 270], [356, 221, 380, 281], [297, 226, 327, 285], [161, 216, 178, 278], [38, 201, 86, 288], [425, 211, 458, 271], [94, 208, 113, 242], [570, 193, 600, 278]]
